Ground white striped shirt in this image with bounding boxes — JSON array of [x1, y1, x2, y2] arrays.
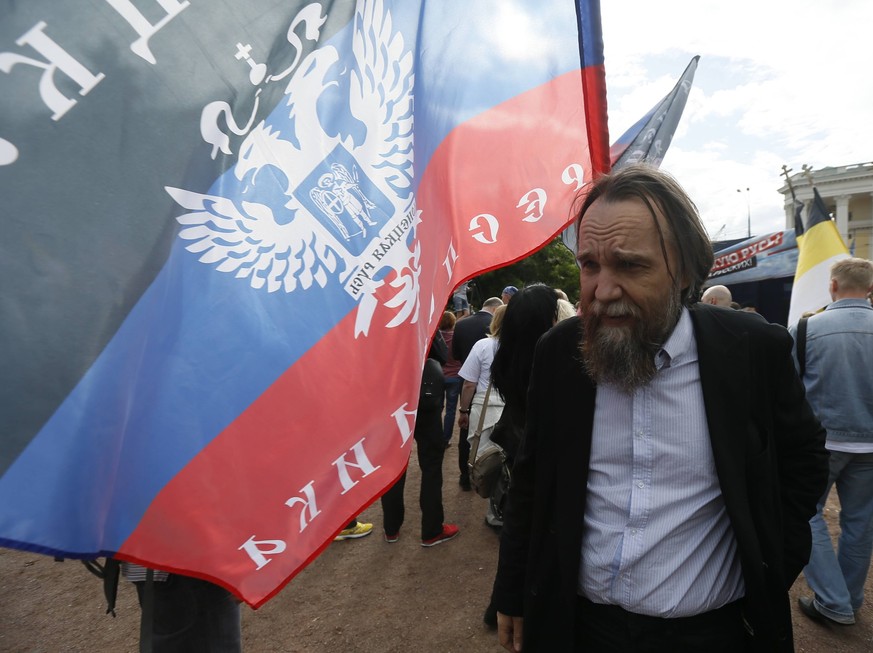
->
[[579, 308, 745, 617]]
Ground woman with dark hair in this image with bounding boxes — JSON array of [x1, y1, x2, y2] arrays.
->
[[490, 284, 560, 461], [482, 283, 560, 629]]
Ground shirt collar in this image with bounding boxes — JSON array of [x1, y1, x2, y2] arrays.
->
[[656, 307, 693, 370], [826, 298, 873, 311]]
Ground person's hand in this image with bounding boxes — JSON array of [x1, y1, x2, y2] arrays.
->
[[458, 412, 469, 429], [497, 612, 523, 652]]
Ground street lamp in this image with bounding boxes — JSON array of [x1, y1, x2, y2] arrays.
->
[[736, 187, 751, 238]]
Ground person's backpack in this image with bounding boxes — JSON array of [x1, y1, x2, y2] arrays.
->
[[797, 316, 810, 378], [418, 358, 445, 412]]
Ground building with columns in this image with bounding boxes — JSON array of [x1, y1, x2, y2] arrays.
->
[[779, 162, 873, 260]]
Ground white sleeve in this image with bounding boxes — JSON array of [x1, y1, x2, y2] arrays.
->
[[458, 339, 484, 383]]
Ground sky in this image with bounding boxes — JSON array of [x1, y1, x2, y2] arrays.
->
[[599, 0, 873, 243]]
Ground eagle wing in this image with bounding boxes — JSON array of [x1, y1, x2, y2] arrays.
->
[[349, 0, 415, 205], [166, 186, 343, 293]]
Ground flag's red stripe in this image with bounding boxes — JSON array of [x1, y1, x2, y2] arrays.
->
[[581, 64, 610, 176], [118, 303, 422, 607], [415, 69, 593, 279]]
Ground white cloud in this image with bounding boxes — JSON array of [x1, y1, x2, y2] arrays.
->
[[601, 0, 873, 240], [458, 0, 578, 71]]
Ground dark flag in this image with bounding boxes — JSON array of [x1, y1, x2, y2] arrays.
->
[[790, 186, 806, 238], [609, 56, 699, 167], [0, 0, 608, 606], [794, 199, 806, 237]]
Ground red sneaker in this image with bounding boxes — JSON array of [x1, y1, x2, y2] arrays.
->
[[421, 523, 459, 547]]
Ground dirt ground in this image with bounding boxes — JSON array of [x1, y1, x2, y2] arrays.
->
[[1, 439, 871, 653]]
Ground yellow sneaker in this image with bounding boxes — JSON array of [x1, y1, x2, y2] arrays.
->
[[333, 521, 373, 541]]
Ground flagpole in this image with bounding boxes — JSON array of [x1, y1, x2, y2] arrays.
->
[[736, 187, 750, 238], [801, 164, 815, 187], [574, 0, 610, 176], [781, 164, 807, 237]]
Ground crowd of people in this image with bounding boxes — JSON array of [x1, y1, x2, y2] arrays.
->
[[119, 164, 873, 653]]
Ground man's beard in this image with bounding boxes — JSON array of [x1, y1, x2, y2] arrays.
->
[[580, 290, 681, 393]]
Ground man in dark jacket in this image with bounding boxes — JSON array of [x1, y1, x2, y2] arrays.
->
[[380, 331, 459, 546], [494, 165, 828, 652], [452, 296, 503, 362]]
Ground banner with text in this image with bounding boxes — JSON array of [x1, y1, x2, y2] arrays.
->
[[708, 230, 798, 285]]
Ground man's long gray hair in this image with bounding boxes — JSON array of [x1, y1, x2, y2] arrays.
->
[[573, 164, 714, 305]]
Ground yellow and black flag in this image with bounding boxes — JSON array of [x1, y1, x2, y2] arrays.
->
[[787, 188, 850, 326]]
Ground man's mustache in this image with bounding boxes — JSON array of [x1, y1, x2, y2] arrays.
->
[[586, 300, 642, 321]]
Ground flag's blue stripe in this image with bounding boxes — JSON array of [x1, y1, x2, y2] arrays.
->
[[0, 226, 356, 553]]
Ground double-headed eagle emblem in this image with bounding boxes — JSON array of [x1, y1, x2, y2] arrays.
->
[[166, 0, 416, 332]]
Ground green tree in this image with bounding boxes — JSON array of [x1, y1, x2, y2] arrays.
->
[[467, 237, 579, 308]]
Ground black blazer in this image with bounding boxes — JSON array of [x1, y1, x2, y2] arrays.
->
[[451, 310, 492, 363], [494, 304, 828, 652]]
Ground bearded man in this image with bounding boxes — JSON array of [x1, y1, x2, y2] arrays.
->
[[493, 165, 828, 653]]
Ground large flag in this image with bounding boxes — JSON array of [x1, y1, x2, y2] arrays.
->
[[562, 55, 699, 252], [787, 188, 850, 326], [0, 1, 607, 606]]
